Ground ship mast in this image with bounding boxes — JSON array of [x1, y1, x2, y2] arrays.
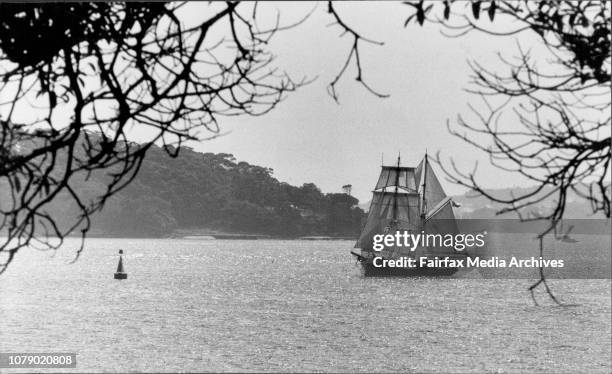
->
[[421, 151, 428, 220], [392, 154, 401, 222]]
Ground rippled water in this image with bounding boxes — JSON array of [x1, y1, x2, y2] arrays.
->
[[1, 238, 610, 372]]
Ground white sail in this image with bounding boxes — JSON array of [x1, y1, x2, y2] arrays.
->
[[415, 159, 423, 193], [354, 191, 420, 251], [425, 198, 459, 234], [425, 197, 455, 221], [423, 160, 446, 210], [375, 166, 418, 192], [416, 155, 448, 217]]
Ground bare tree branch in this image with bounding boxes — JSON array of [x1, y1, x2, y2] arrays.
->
[[405, 0, 611, 303], [326, 1, 389, 102], [0, 2, 306, 272]]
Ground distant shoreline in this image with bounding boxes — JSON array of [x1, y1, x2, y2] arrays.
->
[[66, 231, 357, 241]]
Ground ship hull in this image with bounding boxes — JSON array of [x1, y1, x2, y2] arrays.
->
[[360, 261, 458, 277], [351, 250, 463, 277]]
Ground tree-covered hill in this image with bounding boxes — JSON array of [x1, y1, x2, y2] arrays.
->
[[64, 144, 365, 238]]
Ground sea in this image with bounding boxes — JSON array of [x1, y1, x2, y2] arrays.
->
[[0, 238, 610, 373]]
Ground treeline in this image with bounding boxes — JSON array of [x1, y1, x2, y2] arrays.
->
[[68, 144, 365, 238]]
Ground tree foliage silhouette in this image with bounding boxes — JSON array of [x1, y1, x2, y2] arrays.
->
[[402, 0, 610, 304], [0, 2, 301, 271]]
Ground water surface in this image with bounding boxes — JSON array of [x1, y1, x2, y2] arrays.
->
[[1, 239, 610, 372]]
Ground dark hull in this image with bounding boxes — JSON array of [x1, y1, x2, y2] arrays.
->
[[360, 261, 458, 277], [351, 250, 463, 277]]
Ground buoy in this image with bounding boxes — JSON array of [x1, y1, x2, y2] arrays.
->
[[114, 249, 128, 280]]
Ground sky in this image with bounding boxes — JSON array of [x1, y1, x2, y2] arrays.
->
[[176, 2, 542, 202]]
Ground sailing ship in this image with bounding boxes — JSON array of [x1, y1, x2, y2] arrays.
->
[[350, 153, 467, 276]]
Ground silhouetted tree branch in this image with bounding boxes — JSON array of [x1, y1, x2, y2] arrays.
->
[[404, 0, 611, 304], [0, 2, 303, 272], [326, 1, 389, 102]]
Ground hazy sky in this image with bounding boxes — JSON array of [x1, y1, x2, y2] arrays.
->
[[180, 2, 539, 202]]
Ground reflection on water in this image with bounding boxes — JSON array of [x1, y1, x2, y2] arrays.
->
[[1, 238, 610, 372]]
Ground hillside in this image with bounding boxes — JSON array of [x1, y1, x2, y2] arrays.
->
[[4, 142, 366, 238], [92, 146, 366, 237]]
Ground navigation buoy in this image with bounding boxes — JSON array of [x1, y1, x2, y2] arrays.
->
[[114, 249, 128, 280]]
